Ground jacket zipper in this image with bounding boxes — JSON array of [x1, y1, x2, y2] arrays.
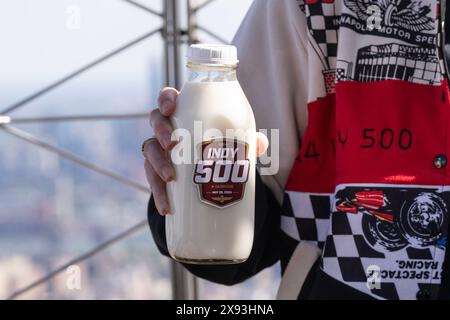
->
[[440, 0, 450, 85]]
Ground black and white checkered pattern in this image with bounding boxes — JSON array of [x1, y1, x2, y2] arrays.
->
[[335, 68, 347, 81], [281, 191, 333, 249], [305, 2, 339, 69], [321, 189, 443, 300]]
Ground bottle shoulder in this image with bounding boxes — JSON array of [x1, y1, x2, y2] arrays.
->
[[173, 81, 255, 132]]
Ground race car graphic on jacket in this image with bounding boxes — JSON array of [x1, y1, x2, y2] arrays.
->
[[336, 189, 447, 252], [321, 186, 449, 299]]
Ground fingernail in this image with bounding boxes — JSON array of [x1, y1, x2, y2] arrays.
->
[[162, 166, 175, 181]]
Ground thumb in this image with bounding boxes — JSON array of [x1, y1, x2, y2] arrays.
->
[[256, 132, 269, 157]]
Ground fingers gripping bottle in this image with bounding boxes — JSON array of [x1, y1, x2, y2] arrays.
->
[[166, 44, 256, 264]]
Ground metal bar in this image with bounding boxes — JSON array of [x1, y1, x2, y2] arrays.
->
[[120, 0, 163, 17], [196, 25, 229, 44], [164, 0, 198, 301], [7, 113, 148, 124], [172, 0, 181, 89], [0, 125, 150, 193], [187, 0, 199, 44], [1, 28, 162, 115], [172, 263, 198, 300], [7, 219, 148, 300], [164, 0, 182, 89], [191, 0, 218, 12], [163, 0, 170, 87]]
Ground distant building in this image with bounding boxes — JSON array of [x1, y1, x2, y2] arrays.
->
[[0, 256, 46, 299]]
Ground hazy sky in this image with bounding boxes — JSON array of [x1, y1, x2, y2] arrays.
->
[[0, 0, 254, 116], [0, 0, 253, 86]]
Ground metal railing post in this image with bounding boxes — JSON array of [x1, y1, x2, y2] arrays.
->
[[187, 0, 199, 45], [164, 0, 198, 301]]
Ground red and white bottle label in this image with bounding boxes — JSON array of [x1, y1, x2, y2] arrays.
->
[[193, 138, 250, 208]]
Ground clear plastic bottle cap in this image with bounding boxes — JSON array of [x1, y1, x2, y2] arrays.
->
[[187, 44, 239, 66]]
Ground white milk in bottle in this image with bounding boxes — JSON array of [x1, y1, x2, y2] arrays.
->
[[166, 44, 256, 264]]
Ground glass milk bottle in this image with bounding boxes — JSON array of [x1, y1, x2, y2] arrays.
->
[[166, 44, 256, 264]]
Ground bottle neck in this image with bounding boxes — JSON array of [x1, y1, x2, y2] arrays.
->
[[186, 62, 237, 83]]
